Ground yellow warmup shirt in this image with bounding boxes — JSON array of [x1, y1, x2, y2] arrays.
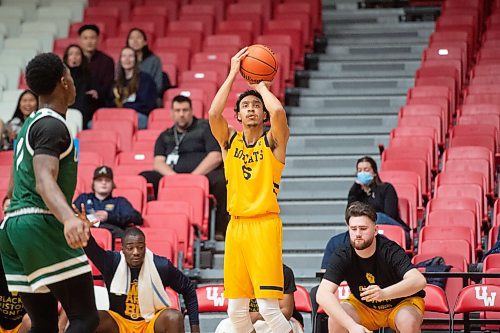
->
[[224, 132, 284, 217]]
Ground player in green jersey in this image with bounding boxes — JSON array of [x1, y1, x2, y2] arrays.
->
[[0, 53, 99, 333]]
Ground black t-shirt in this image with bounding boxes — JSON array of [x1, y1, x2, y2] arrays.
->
[[324, 235, 425, 310], [28, 115, 71, 157], [153, 117, 221, 173]]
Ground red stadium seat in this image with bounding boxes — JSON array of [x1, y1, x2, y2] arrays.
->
[[226, 4, 263, 34], [0, 150, 14, 165], [294, 285, 312, 313], [79, 141, 118, 168], [145, 200, 194, 228], [387, 137, 436, 171], [427, 198, 481, 234], [459, 104, 500, 116], [196, 285, 227, 312], [216, 20, 254, 45], [92, 120, 135, 152], [377, 225, 407, 249], [165, 287, 180, 310], [113, 187, 144, 214], [420, 226, 476, 262], [93, 108, 138, 130], [419, 239, 472, 263], [488, 227, 499, 251], [143, 214, 193, 266], [140, 227, 178, 266], [453, 284, 500, 331], [422, 284, 450, 328], [378, 170, 423, 203], [381, 159, 430, 198], [435, 183, 486, 223], [141, 0, 179, 21]]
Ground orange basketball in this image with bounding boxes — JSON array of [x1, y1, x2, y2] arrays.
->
[[240, 44, 278, 84]]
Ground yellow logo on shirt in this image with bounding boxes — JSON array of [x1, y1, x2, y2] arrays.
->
[[366, 273, 375, 284]]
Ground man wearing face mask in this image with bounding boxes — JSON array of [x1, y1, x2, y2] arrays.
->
[[347, 156, 411, 247]]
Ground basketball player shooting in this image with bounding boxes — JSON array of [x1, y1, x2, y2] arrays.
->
[[208, 47, 291, 333]]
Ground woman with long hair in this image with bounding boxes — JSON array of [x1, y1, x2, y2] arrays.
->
[[126, 28, 164, 96], [111, 46, 157, 129], [63, 44, 98, 128], [1, 90, 38, 150]]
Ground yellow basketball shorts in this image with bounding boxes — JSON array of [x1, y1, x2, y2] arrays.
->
[[106, 309, 167, 333], [224, 213, 284, 299], [0, 323, 22, 333], [342, 295, 425, 331]]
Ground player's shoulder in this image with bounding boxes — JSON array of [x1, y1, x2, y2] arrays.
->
[[331, 242, 353, 262]]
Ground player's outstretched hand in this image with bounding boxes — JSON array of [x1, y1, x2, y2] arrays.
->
[[249, 80, 272, 91], [64, 215, 90, 249], [230, 47, 249, 75], [360, 285, 386, 302]]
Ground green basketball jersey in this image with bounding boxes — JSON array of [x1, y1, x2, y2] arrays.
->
[[7, 108, 77, 212]]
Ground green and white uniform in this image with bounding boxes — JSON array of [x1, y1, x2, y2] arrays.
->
[[0, 108, 91, 293]]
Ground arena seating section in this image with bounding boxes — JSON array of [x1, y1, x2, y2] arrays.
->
[[2, 0, 500, 331]]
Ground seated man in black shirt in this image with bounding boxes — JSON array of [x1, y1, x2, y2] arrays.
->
[[317, 202, 426, 333], [74, 166, 143, 239], [84, 226, 200, 333], [141, 95, 228, 240]]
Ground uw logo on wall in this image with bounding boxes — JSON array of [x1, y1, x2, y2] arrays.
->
[[206, 287, 225, 307]]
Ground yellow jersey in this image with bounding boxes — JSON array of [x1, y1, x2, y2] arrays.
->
[[225, 131, 285, 217]]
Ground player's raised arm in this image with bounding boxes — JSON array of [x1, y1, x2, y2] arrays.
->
[[251, 81, 290, 163], [208, 47, 248, 149]]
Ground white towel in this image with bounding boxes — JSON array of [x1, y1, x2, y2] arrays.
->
[[109, 249, 171, 321]]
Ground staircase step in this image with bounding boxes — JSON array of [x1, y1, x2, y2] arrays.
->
[[280, 177, 353, 200], [307, 78, 413, 95], [288, 115, 397, 134], [282, 155, 381, 178], [287, 106, 398, 116], [296, 95, 406, 108], [323, 45, 424, 61], [287, 135, 388, 156], [280, 200, 348, 225], [316, 60, 421, 77]]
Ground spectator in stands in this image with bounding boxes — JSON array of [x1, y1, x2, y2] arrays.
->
[[126, 28, 164, 97], [0, 90, 38, 150], [84, 226, 200, 333], [348, 156, 411, 246], [140, 95, 228, 240], [110, 47, 157, 129], [215, 264, 304, 333], [317, 202, 426, 333], [78, 24, 114, 113], [74, 165, 143, 239], [63, 44, 98, 129]]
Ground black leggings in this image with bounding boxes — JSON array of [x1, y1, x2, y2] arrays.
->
[[20, 272, 99, 333]]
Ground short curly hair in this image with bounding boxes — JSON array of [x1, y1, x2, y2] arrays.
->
[[25, 53, 65, 96]]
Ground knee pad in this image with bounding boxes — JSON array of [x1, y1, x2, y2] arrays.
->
[[256, 298, 292, 333], [227, 298, 254, 333]]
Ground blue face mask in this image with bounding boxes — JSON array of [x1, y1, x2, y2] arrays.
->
[[356, 171, 374, 185]]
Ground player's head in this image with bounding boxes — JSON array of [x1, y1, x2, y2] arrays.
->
[[234, 90, 269, 127], [345, 202, 378, 251], [25, 53, 76, 106], [78, 24, 100, 55], [92, 166, 115, 195], [171, 95, 193, 130], [122, 227, 146, 268], [356, 156, 380, 186]]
